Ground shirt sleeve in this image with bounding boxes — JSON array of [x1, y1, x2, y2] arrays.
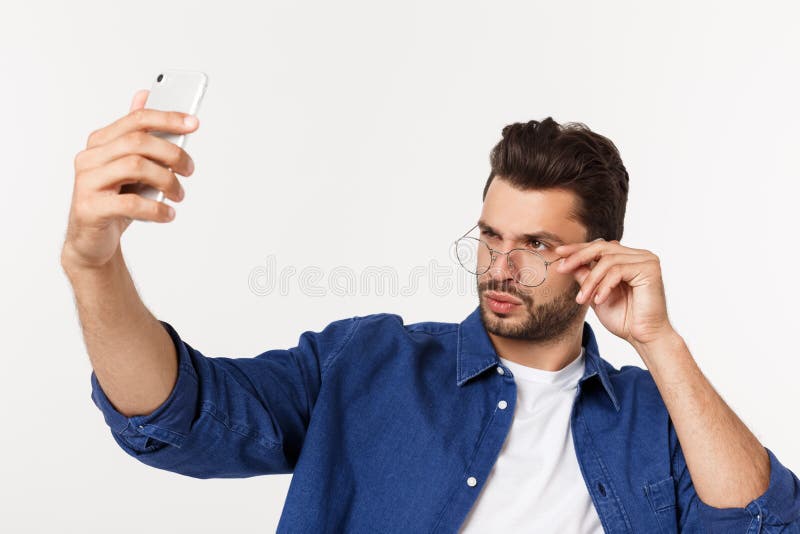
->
[[670, 419, 800, 532], [90, 317, 359, 479]]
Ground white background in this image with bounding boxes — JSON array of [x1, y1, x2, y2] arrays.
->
[[2, 1, 798, 532]]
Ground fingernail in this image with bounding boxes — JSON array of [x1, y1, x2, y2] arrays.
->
[[187, 159, 195, 174], [558, 258, 566, 270], [184, 115, 198, 128], [577, 290, 583, 301], [167, 206, 175, 219], [177, 185, 185, 201]]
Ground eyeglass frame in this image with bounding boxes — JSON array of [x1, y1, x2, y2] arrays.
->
[[453, 223, 567, 287]]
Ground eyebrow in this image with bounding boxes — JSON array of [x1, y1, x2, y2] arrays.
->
[[477, 219, 566, 245]]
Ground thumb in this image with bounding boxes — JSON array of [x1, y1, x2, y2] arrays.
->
[[129, 89, 149, 112]]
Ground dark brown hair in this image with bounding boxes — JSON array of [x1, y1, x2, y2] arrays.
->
[[483, 117, 629, 242]]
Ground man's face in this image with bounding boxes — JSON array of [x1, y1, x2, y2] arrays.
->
[[476, 178, 589, 342]]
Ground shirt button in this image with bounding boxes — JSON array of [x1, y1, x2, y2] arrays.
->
[[498, 400, 508, 410], [137, 425, 144, 431], [466, 476, 477, 487], [496, 366, 505, 375]]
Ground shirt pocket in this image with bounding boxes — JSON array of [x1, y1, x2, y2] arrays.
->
[[643, 475, 678, 534]]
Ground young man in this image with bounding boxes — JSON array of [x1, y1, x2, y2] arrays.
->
[[63, 92, 799, 532]]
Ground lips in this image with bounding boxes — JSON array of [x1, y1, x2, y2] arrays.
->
[[484, 291, 523, 305]]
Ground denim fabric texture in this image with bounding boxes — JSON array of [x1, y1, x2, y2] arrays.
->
[[91, 306, 800, 533]]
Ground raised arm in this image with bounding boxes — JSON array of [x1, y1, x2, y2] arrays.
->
[[62, 89, 197, 417]]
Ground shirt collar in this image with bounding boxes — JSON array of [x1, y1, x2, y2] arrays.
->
[[456, 305, 621, 412]]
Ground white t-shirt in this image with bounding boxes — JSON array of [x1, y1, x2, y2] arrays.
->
[[458, 346, 604, 533]]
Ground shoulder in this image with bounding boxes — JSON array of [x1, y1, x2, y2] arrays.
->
[[299, 311, 459, 351], [346, 312, 460, 340], [309, 312, 458, 374]]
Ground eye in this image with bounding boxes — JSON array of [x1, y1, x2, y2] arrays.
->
[[527, 239, 548, 251]]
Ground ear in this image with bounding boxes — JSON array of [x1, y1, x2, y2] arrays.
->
[[129, 89, 149, 112]]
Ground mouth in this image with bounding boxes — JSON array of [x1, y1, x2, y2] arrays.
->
[[484, 291, 523, 314]]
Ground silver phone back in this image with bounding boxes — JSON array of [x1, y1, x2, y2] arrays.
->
[[147, 70, 208, 149], [121, 70, 208, 203]]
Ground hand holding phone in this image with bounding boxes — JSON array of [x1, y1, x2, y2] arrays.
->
[[119, 70, 208, 202], [62, 72, 207, 271]]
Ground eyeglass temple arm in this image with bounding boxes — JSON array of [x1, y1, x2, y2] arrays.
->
[[456, 223, 479, 240]]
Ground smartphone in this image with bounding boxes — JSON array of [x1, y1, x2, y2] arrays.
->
[[119, 70, 208, 203]]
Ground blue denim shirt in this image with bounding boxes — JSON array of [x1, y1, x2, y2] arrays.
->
[[91, 306, 800, 533]]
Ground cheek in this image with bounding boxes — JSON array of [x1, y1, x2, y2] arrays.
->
[[550, 270, 574, 286], [555, 263, 587, 284], [545, 274, 582, 297]]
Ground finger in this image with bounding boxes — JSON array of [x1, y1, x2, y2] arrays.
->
[[96, 193, 176, 223], [573, 264, 607, 306], [87, 108, 199, 149], [594, 267, 626, 305], [574, 254, 645, 304], [76, 130, 195, 177], [555, 241, 603, 269], [129, 89, 149, 112], [555, 238, 605, 255], [592, 260, 656, 306], [556, 241, 643, 274], [79, 154, 184, 202], [556, 239, 648, 258]]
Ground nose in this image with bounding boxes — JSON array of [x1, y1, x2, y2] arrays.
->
[[486, 251, 515, 283]]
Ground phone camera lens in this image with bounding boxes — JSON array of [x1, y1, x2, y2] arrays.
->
[[157, 74, 164, 82]]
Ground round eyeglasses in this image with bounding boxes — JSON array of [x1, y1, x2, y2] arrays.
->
[[453, 224, 565, 287]]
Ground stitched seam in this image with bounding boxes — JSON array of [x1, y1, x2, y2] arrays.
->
[[140, 424, 186, 444], [456, 324, 463, 384], [200, 403, 283, 451], [406, 325, 458, 335], [180, 361, 197, 381], [644, 483, 670, 534], [578, 404, 634, 532], [573, 395, 616, 534], [408, 329, 459, 338], [320, 316, 362, 377], [430, 378, 499, 532]]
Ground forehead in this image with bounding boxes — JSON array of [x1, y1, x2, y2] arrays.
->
[[480, 178, 586, 243]]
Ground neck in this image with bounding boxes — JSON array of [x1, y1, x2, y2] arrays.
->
[[487, 318, 585, 371]]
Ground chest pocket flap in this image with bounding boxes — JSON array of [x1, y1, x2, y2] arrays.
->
[[644, 475, 678, 534], [645, 475, 677, 511]]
